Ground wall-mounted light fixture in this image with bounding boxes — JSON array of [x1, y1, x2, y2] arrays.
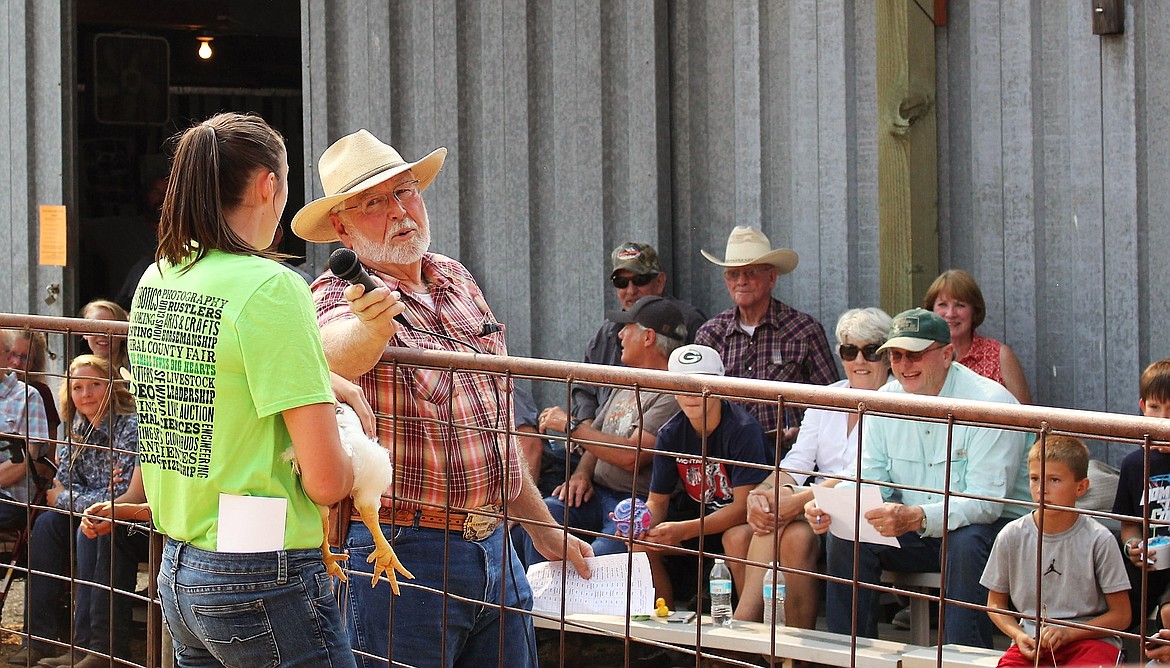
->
[[1092, 0, 1124, 34], [197, 36, 214, 60]]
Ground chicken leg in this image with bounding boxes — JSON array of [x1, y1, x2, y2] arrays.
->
[[354, 499, 414, 594]]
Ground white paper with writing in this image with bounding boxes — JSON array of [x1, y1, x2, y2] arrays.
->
[[528, 552, 654, 617], [216, 493, 287, 552], [812, 484, 900, 546]]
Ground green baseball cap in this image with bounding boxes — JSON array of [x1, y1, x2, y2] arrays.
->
[[877, 308, 951, 353]]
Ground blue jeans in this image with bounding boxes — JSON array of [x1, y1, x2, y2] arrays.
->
[[25, 510, 76, 653], [825, 518, 1007, 648], [158, 538, 355, 668], [342, 520, 535, 668], [518, 485, 643, 566], [75, 524, 149, 658], [534, 441, 582, 497]]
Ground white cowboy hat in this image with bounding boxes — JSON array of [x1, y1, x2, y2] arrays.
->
[[291, 129, 447, 243], [701, 226, 799, 274]]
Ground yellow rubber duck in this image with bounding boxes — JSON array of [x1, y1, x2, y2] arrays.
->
[[654, 597, 670, 617]]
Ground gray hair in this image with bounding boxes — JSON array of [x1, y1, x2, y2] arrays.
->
[[632, 323, 685, 360], [835, 307, 893, 346], [0, 329, 10, 354]]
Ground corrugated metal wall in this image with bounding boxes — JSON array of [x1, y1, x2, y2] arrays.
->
[[936, 0, 1158, 462], [4, 1, 1164, 462], [300, 0, 878, 378], [298, 2, 1166, 451], [0, 0, 71, 317]]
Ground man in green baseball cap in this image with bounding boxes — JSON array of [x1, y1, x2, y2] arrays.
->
[[807, 306, 1030, 649]]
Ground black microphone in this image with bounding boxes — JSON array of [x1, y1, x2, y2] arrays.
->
[[328, 247, 377, 292], [328, 248, 412, 329]]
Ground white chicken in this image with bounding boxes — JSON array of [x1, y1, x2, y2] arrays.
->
[[288, 403, 413, 594]]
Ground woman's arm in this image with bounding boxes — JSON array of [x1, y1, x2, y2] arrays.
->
[[284, 402, 354, 506], [81, 465, 149, 538], [998, 343, 1032, 404]]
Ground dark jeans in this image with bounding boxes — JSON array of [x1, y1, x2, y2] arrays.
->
[[25, 510, 146, 657], [0, 493, 29, 530], [534, 441, 582, 498], [25, 510, 76, 653], [76, 524, 150, 658], [1125, 560, 1170, 630], [825, 518, 1008, 648]]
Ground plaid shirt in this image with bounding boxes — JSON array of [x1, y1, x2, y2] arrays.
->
[[314, 253, 523, 513], [694, 298, 839, 432], [0, 373, 49, 503]]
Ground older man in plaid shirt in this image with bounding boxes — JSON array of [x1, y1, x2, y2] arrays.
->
[[695, 226, 839, 444], [293, 129, 591, 668], [0, 329, 49, 530]]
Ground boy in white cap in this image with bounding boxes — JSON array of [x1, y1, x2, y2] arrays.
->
[[639, 344, 772, 605]]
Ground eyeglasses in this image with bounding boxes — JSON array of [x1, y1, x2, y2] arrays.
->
[[887, 344, 945, 364], [723, 267, 772, 282], [340, 180, 421, 217], [839, 344, 885, 362], [612, 273, 659, 289]]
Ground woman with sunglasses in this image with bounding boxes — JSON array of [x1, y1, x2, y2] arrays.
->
[[923, 269, 1031, 404], [731, 307, 893, 628]]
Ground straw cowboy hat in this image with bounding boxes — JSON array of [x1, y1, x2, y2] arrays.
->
[[291, 129, 447, 243], [701, 226, 799, 274]]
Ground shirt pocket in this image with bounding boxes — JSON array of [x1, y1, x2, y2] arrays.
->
[[886, 449, 969, 496], [763, 342, 804, 382]]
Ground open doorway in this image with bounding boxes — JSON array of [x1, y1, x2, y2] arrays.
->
[[73, 0, 305, 314]]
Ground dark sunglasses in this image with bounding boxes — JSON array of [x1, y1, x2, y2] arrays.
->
[[611, 273, 659, 289], [838, 343, 885, 362]]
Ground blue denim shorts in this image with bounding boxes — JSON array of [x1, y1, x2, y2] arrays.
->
[[158, 538, 356, 668]]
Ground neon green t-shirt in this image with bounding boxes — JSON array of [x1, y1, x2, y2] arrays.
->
[[128, 250, 334, 551]]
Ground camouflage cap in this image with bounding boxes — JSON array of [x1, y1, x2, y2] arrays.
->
[[610, 242, 662, 279]]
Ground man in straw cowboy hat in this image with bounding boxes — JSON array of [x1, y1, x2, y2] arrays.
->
[[695, 226, 838, 442], [292, 129, 591, 668]]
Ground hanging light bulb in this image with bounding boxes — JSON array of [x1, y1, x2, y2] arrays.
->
[[197, 37, 214, 60]]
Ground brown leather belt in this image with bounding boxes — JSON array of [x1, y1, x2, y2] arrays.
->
[[356, 506, 467, 532]]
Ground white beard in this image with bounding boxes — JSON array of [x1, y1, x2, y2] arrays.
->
[[349, 211, 431, 267]]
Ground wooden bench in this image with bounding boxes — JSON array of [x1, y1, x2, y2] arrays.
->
[[881, 570, 942, 646], [900, 644, 1001, 667], [532, 612, 917, 667]]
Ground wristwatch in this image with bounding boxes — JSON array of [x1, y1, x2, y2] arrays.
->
[[567, 417, 584, 435], [918, 511, 928, 535]]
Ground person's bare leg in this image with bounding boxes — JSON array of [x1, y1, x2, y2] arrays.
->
[[640, 548, 675, 607], [779, 520, 820, 629], [734, 531, 776, 621], [722, 523, 753, 597]]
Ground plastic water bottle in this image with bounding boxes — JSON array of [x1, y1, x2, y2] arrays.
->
[[762, 562, 786, 626], [709, 558, 733, 627]]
